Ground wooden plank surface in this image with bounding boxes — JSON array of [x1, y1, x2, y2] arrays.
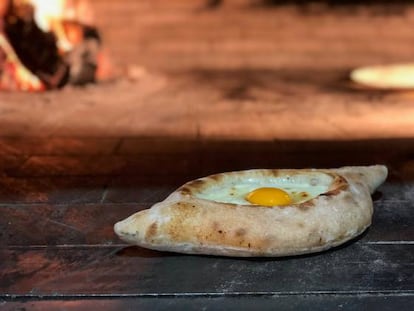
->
[[1, 244, 413, 295], [2, 295, 414, 311], [0, 193, 413, 246], [1, 138, 414, 308], [3, 138, 414, 177]]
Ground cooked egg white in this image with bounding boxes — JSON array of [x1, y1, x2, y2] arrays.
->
[[195, 172, 333, 206]]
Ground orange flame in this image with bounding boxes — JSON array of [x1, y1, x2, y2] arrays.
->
[[29, 0, 93, 51], [0, 33, 45, 91]]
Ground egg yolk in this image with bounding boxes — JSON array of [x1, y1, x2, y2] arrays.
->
[[246, 187, 292, 207]]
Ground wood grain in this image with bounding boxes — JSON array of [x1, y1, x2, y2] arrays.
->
[[2, 295, 414, 311], [1, 244, 413, 295], [1, 2, 414, 309]]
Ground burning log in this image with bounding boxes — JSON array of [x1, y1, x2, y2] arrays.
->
[[3, 0, 69, 89], [0, 0, 105, 91], [0, 32, 45, 91], [64, 21, 101, 85], [0, 0, 44, 90]]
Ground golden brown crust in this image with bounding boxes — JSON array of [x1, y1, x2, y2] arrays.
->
[[114, 165, 387, 257]]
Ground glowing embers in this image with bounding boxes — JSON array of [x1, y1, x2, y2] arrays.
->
[[0, 33, 45, 91], [351, 63, 414, 90], [0, 0, 109, 91]]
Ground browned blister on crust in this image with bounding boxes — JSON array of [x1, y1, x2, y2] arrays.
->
[[114, 165, 387, 257]]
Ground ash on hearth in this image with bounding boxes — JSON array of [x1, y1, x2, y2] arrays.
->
[[0, 0, 108, 91]]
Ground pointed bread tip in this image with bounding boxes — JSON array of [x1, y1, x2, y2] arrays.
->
[[114, 210, 153, 244], [361, 165, 388, 193], [113, 214, 141, 244], [336, 165, 388, 194], [113, 220, 124, 236], [370, 164, 388, 192]]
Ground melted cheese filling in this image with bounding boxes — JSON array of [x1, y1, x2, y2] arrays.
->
[[195, 172, 333, 206]]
